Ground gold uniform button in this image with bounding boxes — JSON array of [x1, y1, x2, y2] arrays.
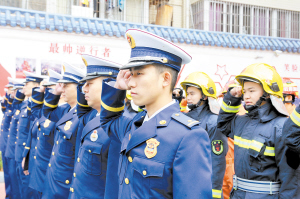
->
[[16, 137, 18, 139], [37, 137, 39, 140], [128, 156, 133, 163], [143, 170, 147, 176], [88, 150, 91, 153], [65, 180, 69, 184], [37, 122, 39, 126], [23, 142, 26, 146], [70, 187, 74, 192], [73, 173, 76, 177], [64, 136, 66, 139], [35, 147, 37, 150], [18, 122, 19, 124], [15, 142, 16, 144], [125, 178, 129, 184], [34, 156, 36, 159], [43, 133, 44, 135], [56, 141, 59, 145], [8, 135, 9, 137], [48, 163, 51, 167], [159, 120, 166, 125], [52, 152, 55, 156], [77, 158, 80, 162]]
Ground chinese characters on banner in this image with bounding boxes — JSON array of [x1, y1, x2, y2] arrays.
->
[[285, 64, 299, 72], [49, 43, 111, 57]]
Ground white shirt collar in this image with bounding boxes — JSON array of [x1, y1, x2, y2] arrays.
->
[[69, 106, 76, 112], [143, 100, 176, 123]]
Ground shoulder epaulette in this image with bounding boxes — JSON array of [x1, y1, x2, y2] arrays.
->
[[171, 112, 200, 128]]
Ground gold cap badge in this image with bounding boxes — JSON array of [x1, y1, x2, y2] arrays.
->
[[126, 33, 136, 49]]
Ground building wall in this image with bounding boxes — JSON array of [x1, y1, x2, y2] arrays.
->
[[0, 26, 299, 96], [191, 0, 300, 12]]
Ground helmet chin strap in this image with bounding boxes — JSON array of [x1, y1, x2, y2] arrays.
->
[[188, 95, 207, 111], [244, 92, 269, 112], [283, 94, 295, 104]]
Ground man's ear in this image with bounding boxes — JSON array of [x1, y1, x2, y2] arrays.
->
[[162, 71, 172, 88]]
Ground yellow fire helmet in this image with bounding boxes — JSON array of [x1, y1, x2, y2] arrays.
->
[[126, 90, 132, 100], [235, 63, 288, 116], [181, 72, 217, 99], [181, 72, 220, 114], [235, 63, 283, 98]]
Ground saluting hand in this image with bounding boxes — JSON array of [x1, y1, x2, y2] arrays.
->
[[230, 87, 243, 98], [53, 83, 64, 95], [39, 80, 47, 93], [115, 70, 131, 90]]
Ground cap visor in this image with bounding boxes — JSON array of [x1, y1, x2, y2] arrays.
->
[[79, 75, 100, 83], [57, 79, 78, 84], [43, 83, 56, 86], [121, 61, 155, 70]]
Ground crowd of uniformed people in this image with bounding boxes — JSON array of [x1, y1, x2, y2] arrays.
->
[[0, 29, 299, 199]]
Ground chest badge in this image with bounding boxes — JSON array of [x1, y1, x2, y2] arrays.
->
[[212, 140, 223, 155], [16, 110, 20, 116], [144, 138, 160, 159], [64, 121, 72, 131], [90, 130, 98, 142], [44, 119, 51, 128]]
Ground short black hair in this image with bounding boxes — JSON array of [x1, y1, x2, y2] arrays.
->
[[152, 63, 178, 92]]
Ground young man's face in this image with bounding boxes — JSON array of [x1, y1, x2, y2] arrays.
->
[[10, 89, 18, 98], [128, 65, 164, 107], [186, 86, 202, 105], [83, 77, 105, 110], [61, 83, 77, 103], [7, 87, 13, 95], [243, 81, 264, 106], [23, 82, 39, 97], [47, 84, 56, 90]]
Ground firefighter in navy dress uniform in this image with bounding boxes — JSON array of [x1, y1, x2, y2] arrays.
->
[[217, 63, 298, 199], [15, 71, 44, 199], [68, 54, 122, 199], [100, 29, 212, 199], [42, 63, 85, 199], [181, 72, 228, 199], [0, 77, 14, 199], [5, 79, 24, 199], [27, 69, 64, 194]]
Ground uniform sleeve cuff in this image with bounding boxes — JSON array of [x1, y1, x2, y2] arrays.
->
[[221, 92, 242, 113], [44, 88, 60, 108], [101, 78, 126, 114]]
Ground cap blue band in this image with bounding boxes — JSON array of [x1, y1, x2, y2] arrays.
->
[[87, 65, 119, 74], [64, 72, 83, 81], [130, 47, 182, 71], [25, 76, 43, 82], [61, 76, 79, 83], [49, 77, 60, 83]]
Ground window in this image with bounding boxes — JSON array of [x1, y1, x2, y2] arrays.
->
[[191, 0, 300, 39]]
